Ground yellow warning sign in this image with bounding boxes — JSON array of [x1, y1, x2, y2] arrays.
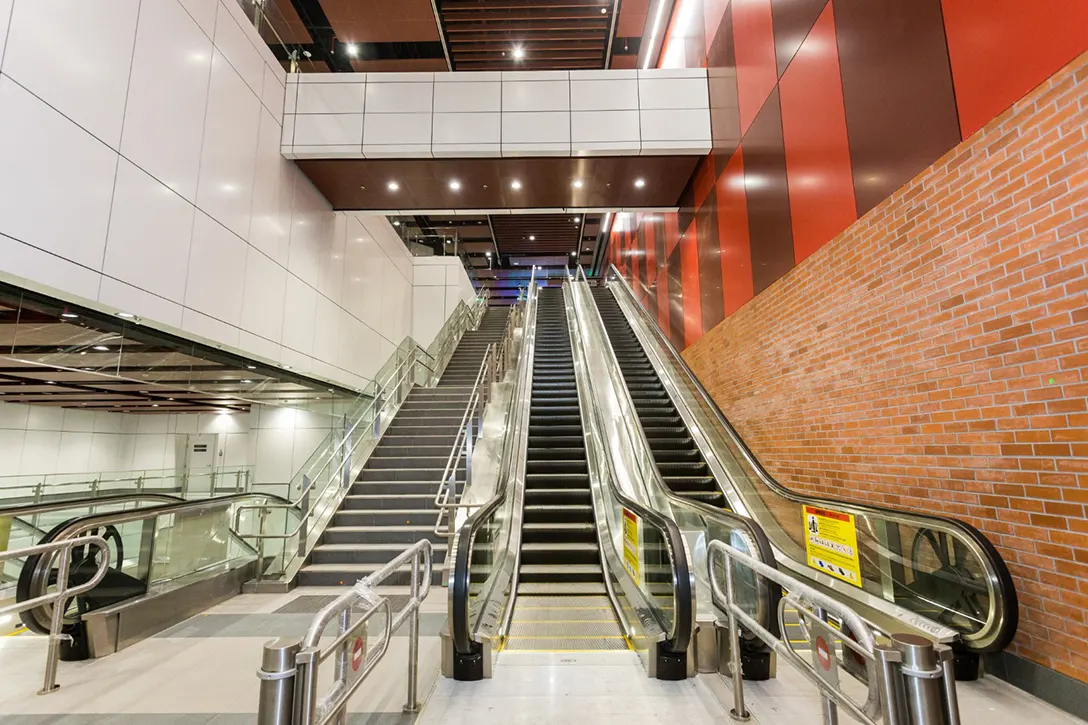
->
[[803, 505, 862, 587], [622, 508, 640, 582]]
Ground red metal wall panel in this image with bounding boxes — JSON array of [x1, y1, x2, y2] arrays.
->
[[941, 0, 1088, 137], [732, 0, 779, 135], [779, 2, 858, 264], [679, 220, 703, 346], [716, 146, 755, 317]]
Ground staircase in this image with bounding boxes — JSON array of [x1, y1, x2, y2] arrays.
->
[[592, 288, 726, 508], [506, 287, 624, 651], [298, 307, 510, 587]]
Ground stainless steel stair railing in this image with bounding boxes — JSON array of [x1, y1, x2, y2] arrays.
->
[[255, 539, 433, 725], [0, 535, 110, 696]]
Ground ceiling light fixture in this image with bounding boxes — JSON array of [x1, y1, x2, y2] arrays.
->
[[117, 312, 135, 319], [242, 379, 253, 384], [247, 365, 256, 370], [152, 404, 159, 408], [574, 216, 581, 223], [529, 235, 536, 241], [386, 180, 399, 192], [61, 312, 78, 319], [634, 178, 646, 188], [601, 6, 608, 13], [512, 45, 525, 60], [345, 42, 359, 57], [449, 179, 462, 191], [485, 251, 492, 257], [393, 220, 401, 226], [93, 345, 109, 352], [510, 179, 522, 190], [572, 179, 584, 189]]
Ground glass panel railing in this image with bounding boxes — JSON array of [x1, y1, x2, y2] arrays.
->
[[241, 291, 491, 582], [15, 492, 286, 635], [0, 466, 253, 506], [604, 265, 1017, 656], [451, 275, 535, 664]]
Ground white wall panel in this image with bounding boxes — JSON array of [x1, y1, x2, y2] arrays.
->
[[185, 212, 247, 325], [213, 1, 265, 97], [4, 0, 139, 146], [99, 277, 184, 329], [249, 109, 294, 265], [293, 113, 363, 147], [0, 0, 12, 65], [281, 274, 317, 355], [103, 159, 195, 303], [0, 234, 102, 302], [121, 0, 212, 203], [179, 0, 218, 38], [240, 247, 287, 342], [196, 49, 260, 240], [296, 82, 366, 114], [261, 65, 285, 117], [0, 77, 117, 270], [283, 69, 711, 159]]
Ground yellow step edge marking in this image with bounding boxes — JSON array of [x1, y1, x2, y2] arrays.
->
[[505, 635, 627, 639]]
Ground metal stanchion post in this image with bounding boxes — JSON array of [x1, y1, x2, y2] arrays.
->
[[723, 556, 749, 722], [404, 552, 422, 712], [874, 643, 906, 725], [892, 634, 944, 725], [38, 546, 72, 695], [257, 638, 300, 725], [937, 646, 962, 725], [293, 647, 319, 725], [814, 607, 839, 725]]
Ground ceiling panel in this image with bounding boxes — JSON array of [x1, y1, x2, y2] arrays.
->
[[296, 156, 700, 211], [438, 0, 617, 71], [323, 0, 442, 42]]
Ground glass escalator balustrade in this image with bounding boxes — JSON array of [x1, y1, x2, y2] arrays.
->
[[598, 267, 1017, 665]]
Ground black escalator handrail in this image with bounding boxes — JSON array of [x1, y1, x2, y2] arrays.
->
[[451, 274, 538, 654], [575, 266, 783, 639], [606, 264, 1018, 653], [18, 491, 291, 632], [566, 272, 696, 653]]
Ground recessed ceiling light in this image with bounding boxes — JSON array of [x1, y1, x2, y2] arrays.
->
[[485, 251, 492, 257], [529, 235, 536, 241], [168, 397, 174, 401], [117, 312, 135, 319], [449, 179, 462, 191], [152, 404, 159, 408], [246, 365, 256, 370], [393, 220, 401, 226], [242, 379, 253, 384], [386, 180, 399, 192], [571, 251, 577, 256], [61, 312, 78, 319], [512, 45, 525, 60], [601, 6, 607, 13], [510, 179, 522, 190], [93, 345, 109, 352], [345, 42, 358, 57], [572, 179, 584, 189], [634, 178, 646, 188], [574, 217, 581, 223], [46, 380, 56, 385]]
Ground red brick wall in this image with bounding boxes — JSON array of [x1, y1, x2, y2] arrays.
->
[[682, 53, 1088, 682]]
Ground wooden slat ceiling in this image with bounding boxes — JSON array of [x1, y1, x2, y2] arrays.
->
[[0, 297, 357, 415], [438, 0, 616, 71]]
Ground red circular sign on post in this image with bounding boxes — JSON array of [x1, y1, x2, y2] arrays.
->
[[815, 635, 832, 672], [352, 636, 364, 672]]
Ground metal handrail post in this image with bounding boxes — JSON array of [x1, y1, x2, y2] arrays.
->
[[404, 552, 422, 713], [723, 554, 750, 722]]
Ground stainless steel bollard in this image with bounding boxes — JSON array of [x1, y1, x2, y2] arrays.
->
[[723, 555, 750, 722], [256, 638, 300, 725], [404, 553, 422, 713], [892, 634, 944, 725]]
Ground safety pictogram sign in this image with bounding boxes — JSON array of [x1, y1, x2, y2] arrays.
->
[[803, 505, 862, 587], [352, 636, 364, 672]]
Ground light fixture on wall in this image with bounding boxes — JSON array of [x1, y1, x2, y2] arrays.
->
[[572, 179, 584, 189]]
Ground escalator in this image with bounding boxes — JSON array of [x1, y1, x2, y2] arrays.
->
[[6, 491, 290, 659], [585, 266, 1018, 677], [592, 288, 724, 508], [506, 287, 622, 651], [449, 272, 705, 681]]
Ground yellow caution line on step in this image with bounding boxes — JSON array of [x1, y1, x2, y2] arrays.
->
[[4, 627, 27, 637]]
